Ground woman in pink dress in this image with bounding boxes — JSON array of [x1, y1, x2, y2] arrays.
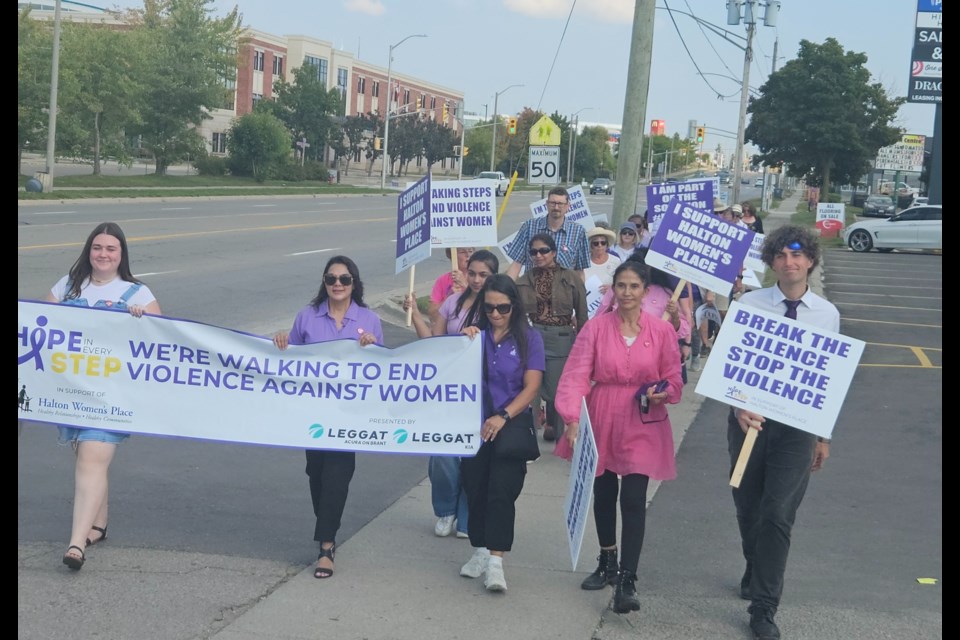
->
[[555, 261, 682, 614]]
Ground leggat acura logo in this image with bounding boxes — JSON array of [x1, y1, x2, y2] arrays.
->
[[309, 424, 324, 438], [393, 429, 408, 444]]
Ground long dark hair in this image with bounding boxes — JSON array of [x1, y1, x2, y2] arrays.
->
[[309, 255, 367, 309], [65, 222, 140, 300], [454, 250, 500, 318], [465, 274, 529, 366]]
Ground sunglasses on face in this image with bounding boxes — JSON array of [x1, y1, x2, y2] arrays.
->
[[621, 230, 636, 236], [483, 303, 513, 315], [591, 240, 608, 247], [529, 247, 553, 256], [323, 274, 354, 286]]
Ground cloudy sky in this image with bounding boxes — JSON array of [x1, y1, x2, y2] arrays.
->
[[100, 0, 935, 159]]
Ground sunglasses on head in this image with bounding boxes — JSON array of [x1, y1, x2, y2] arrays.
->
[[591, 240, 608, 247], [323, 274, 354, 286], [529, 247, 553, 256], [483, 303, 513, 315]]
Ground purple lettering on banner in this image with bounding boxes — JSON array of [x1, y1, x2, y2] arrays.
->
[[395, 174, 432, 274], [645, 178, 715, 228], [644, 197, 755, 293]]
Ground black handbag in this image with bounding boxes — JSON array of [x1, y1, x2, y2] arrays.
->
[[492, 411, 540, 461]]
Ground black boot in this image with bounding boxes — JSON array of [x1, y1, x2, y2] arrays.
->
[[613, 569, 640, 613], [580, 548, 618, 590]]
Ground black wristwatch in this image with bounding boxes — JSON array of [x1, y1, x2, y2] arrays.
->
[[498, 409, 511, 421]]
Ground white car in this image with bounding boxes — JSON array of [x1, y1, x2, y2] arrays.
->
[[844, 205, 942, 253], [754, 177, 764, 188]]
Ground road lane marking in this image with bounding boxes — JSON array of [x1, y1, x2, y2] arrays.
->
[[834, 301, 941, 311], [859, 363, 941, 369], [19, 216, 395, 250], [842, 317, 941, 328], [134, 270, 179, 278], [866, 341, 941, 351], [825, 274, 941, 281], [830, 291, 941, 300], [160, 207, 191, 211], [828, 283, 941, 290], [910, 347, 935, 368], [29, 211, 78, 215], [288, 248, 342, 256]]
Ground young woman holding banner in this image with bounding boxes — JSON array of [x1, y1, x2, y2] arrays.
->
[[403, 250, 500, 539], [273, 255, 382, 579], [46, 222, 162, 571], [555, 261, 682, 614]]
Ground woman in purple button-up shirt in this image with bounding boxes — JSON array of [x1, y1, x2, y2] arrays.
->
[[273, 256, 382, 579], [457, 275, 545, 593]]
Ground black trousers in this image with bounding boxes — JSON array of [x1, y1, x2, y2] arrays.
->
[[593, 470, 650, 574], [460, 441, 527, 552], [305, 449, 356, 543], [728, 413, 815, 610]]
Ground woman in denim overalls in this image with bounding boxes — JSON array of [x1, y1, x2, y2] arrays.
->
[[45, 222, 161, 571]]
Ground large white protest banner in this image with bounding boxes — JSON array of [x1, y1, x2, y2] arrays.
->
[[564, 398, 599, 571], [430, 180, 498, 248], [18, 302, 483, 455], [395, 174, 432, 274], [695, 301, 864, 439], [530, 185, 595, 231]]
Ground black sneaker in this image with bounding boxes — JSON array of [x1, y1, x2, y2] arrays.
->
[[748, 604, 780, 640]]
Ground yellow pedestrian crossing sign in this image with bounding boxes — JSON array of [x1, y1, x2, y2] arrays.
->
[[529, 116, 561, 146]]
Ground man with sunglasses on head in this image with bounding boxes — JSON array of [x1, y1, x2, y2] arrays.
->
[[506, 186, 590, 281], [727, 226, 838, 640]]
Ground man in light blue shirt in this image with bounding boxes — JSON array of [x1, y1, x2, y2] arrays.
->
[[506, 186, 590, 279], [728, 225, 839, 640]]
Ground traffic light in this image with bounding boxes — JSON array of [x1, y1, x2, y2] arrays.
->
[[373, 137, 381, 151], [415, 96, 422, 111], [462, 146, 469, 157], [442, 101, 449, 121], [507, 117, 518, 136], [695, 127, 705, 144]]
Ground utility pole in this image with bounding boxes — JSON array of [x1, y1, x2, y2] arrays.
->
[[611, 0, 657, 228], [759, 36, 778, 210], [43, 0, 63, 192], [457, 100, 466, 180]]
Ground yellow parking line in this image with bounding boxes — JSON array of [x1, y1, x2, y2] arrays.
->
[[19, 217, 395, 251], [910, 347, 935, 368], [866, 341, 941, 351], [843, 317, 941, 328], [834, 301, 941, 311], [859, 363, 941, 369]]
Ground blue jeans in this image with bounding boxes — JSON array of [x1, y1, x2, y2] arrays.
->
[[429, 455, 468, 533]]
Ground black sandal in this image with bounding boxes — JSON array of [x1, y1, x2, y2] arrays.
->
[[62, 545, 85, 571], [86, 525, 108, 547], [314, 544, 335, 579]]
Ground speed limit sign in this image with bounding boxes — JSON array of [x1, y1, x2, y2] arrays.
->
[[528, 146, 560, 185]]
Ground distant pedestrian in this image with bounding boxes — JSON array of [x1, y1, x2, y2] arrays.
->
[[273, 255, 382, 579]]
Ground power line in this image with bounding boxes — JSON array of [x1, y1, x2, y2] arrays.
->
[[662, 0, 741, 100], [683, 0, 740, 80]]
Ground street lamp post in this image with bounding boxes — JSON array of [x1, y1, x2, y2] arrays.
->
[[489, 83, 523, 172], [380, 34, 426, 191], [566, 107, 592, 184]]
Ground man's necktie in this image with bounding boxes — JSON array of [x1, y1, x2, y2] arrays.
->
[[784, 299, 801, 320]]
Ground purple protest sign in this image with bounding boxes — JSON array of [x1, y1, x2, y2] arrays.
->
[[645, 178, 715, 232], [395, 174, 432, 274], [644, 196, 754, 293]]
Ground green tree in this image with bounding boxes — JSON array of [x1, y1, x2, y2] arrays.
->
[[227, 111, 292, 181], [574, 126, 616, 182], [273, 63, 342, 162], [420, 119, 458, 170], [746, 38, 903, 196], [18, 8, 51, 175], [128, 0, 243, 174], [57, 24, 144, 174], [332, 113, 375, 176], [462, 122, 491, 176]]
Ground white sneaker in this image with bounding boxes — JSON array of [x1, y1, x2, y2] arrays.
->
[[460, 548, 490, 578], [485, 557, 507, 592], [456, 530, 469, 539], [434, 515, 455, 537], [689, 356, 701, 372]]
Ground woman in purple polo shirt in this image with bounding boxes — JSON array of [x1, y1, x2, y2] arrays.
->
[[404, 250, 499, 539], [457, 275, 545, 593], [273, 256, 382, 579]]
